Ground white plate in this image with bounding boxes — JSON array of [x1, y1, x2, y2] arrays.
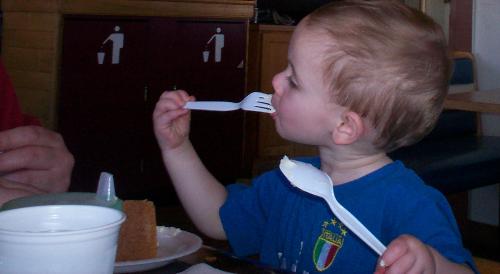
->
[[114, 226, 202, 273]]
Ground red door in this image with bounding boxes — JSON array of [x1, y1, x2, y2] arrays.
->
[[60, 16, 149, 198], [171, 20, 247, 183], [59, 16, 247, 205]]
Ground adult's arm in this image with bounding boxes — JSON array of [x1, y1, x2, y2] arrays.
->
[[0, 126, 74, 205]]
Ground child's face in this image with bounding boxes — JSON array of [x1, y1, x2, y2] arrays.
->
[[271, 22, 344, 146]]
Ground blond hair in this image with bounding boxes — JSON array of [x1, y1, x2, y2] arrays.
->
[[305, 0, 451, 152]]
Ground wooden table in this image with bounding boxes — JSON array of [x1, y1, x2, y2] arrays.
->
[[126, 245, 280, 274], [124, 206, 282, 274], [444, 90, 500, 113]]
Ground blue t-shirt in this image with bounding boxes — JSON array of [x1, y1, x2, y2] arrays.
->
[[220, 158, 476, 273]]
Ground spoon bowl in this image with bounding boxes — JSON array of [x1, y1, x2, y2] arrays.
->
[[279, 156, 386, 256]]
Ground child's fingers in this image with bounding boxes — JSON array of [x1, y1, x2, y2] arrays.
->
[[157, 91, 195, 111], [157, 108, 189, 126], [155, 97, 183, 112], [159, 89, 192, 103], [153, 109, 189, 134], [157, 91, 180, 107], [175, 90, 194, 102], [373, 259, 386, 274], [384, 253, 416, 274], [379, 236, 409, 268], [374, 256, 387, 274], [153, 97, 188, 120]]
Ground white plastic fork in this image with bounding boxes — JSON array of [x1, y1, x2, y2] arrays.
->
[[184, 91, 275, 113], [279, 156, 387, 256]]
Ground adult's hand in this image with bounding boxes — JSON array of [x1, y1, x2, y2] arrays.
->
[[0, 126, 74, 199]]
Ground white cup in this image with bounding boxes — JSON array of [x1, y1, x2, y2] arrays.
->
[[0, 205, 126, 274], [98, 51, 105, 64], [203, 50, 210, 63]]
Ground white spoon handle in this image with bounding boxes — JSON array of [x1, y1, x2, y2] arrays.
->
[[325, 197, 386, 256]]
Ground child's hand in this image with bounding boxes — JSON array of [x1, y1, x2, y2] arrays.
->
[[374, 234, 435, 274], [153, 90, 194, 152]]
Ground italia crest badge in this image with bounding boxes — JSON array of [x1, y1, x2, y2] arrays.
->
[[313, 218, 348, 271]]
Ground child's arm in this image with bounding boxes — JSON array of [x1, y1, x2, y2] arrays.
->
[[153, 90, 228, 240], [374, 234, 473, 274]]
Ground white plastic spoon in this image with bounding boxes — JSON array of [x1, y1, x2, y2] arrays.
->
[[279, 156, 386, 256]]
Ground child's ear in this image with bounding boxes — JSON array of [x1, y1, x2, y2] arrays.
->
[[332, 111, 365, 145]]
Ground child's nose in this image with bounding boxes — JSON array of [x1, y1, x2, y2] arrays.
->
[[271, 72, 285, 96]]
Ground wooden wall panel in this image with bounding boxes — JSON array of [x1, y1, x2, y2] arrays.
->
[[449, 0, 472, 52]]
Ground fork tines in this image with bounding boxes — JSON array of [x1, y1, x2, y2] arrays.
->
[[251, 92, 275, 113], [255, 96, 274, 112]]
